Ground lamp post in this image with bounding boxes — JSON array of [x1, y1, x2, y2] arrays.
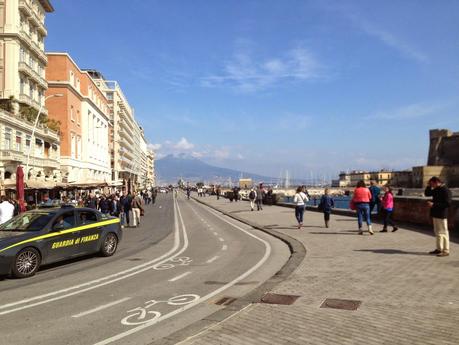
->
[[25, 93, 63, 180]]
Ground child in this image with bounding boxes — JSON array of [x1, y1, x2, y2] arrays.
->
[[319, 188, 335, 228]]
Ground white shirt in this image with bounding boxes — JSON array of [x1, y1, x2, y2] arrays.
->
[[293, 192, 309, 206], [0, 201, 15, 224]]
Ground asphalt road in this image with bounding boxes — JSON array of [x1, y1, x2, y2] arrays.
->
[[0, 193, 289, 345]]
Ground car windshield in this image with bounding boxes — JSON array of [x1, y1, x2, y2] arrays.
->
[[0, 212, 55, 232]]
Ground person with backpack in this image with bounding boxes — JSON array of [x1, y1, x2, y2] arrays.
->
[[293, 186, 309, 229], [380, 186, 398, 232], [318, 188, 334, 228], [248, 188, 257, 211]]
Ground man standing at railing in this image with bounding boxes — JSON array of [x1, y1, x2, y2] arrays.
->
[[425, 177, 452, 257]]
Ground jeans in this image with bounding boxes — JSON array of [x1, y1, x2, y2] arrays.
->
[[382, 209, 395, 229], [124, 210, 130, 226], [256, 199, 263, 210], [369, 201, 380, 214], [356, 203, 371, 228], [295, 205, 305, 224], [323, 211, 330, 221]]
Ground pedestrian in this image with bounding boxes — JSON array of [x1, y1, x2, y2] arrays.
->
[[85, 193, 97, 209], [131, 192, 144, 228], [380, 186, 398, 232], [256, 184, 264, 211], [293, 186, 309, 229], [351, 180, 374, 235], [233, 186, 239, 202], [122, 193, 132, 227], [248, 188, 257, 211], [318, 188, 334, 228], [0, 196, 15, 224], [99, 195, 111, 214], [216, 186, 221, 200], [425, 177, 452, 257], [110, 195, 121, 217], [186, 187, 191, 200], [369, 181, 381, 214]]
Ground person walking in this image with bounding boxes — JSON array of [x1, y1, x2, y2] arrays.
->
[[380, 186, 398, 232], [351, 180, 374, 235], [369, 181, 381, 214], [293, 186, 309, 229], [122, 193, 132, 227], [256, 184, 264, 211], [425, 177, 452, 257], [131, 192, 144, 228], [233, 187, 239, 202], [216, 186, 221, 200], [99, 195, 111, 214], [186, 187, 191, 200], [248, 188, 257, 211], [318, 188, 334, 228]]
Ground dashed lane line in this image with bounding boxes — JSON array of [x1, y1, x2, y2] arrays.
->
[[168, 271, 192, 282], [72, 297, 131, 318], [206, 256, 220, 264]]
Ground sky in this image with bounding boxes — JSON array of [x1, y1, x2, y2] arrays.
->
[[45, 0, 459, 180]]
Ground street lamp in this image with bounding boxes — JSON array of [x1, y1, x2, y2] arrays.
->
[[25, 93, 64, 180]]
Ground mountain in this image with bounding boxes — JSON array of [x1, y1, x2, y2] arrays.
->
[[155, 154, 275, 184]]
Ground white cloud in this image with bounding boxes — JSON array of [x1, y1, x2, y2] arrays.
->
[[213, 147, 230, 159], [201, 45, 324, 92], [173, 137, 194, 150], [148, 143, 162, 151], [367, 102, 447, 120]]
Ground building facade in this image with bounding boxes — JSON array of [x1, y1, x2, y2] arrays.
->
[[0, 0, 53, 115], [45, 53, 110, 185]]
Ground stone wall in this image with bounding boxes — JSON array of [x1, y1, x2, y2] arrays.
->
[[393, 196, 458, 231], [428, 129, 459, 166]]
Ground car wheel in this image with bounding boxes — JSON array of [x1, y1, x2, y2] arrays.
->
[[100, 233, 118, 257], [13, 247, 41, 278]]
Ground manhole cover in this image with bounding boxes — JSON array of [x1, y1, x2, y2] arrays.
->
[[214, 297, 237, 306], [320, 298, 361, 311], [260, 293, 300, 305]]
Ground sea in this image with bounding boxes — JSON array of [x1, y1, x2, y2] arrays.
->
[[283, 195, 352, 210]]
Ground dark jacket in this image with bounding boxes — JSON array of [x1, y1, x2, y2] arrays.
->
[[99, 198, 111, 214], [122, 196, 132, 212], [424, 185, 452, 219], [319, 195, 334, 213], [369, 185, 381, 203]]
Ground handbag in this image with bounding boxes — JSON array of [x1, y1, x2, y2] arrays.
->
[[349, 199, 356, 211]]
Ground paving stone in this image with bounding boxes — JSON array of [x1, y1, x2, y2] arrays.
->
[[181, 197, 459, 345]]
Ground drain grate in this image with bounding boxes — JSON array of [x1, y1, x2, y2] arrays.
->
[[260, 293, 300, 305], [320, 298, 361, 311], [214, 297, 237, 306]]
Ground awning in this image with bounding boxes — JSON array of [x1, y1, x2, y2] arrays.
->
[[65, 180, 109, 189], [25, 180, 57, 190], [109, 180, 124, 187]]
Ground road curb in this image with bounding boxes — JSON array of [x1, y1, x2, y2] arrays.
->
[[150, 197, 306, 345]]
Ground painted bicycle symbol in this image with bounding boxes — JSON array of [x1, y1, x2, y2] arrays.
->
[[154, 256, 192, 271], [121, 294, 200, 326]]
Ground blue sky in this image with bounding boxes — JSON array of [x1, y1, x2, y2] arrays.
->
[[45, 0, 459, 179]]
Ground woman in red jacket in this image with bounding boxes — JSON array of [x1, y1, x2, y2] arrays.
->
[[351, 180, 374, 235]]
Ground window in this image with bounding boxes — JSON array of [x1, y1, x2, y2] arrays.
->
[[70, 71, 74, 85], [26, 135, 31, 150], [19, 47, 25, 62], [70, 105, 75, 121], [15, 132, 22, 151], [77, 110, 80, 125], [77, 136, 81, 160], [52, 211, 75, 231], [71, 134, 76, 158], [20, 78, 25, 94], [78, 211, 98, 225], [4, 128, 11, 150], [76, 78, 80, 91]]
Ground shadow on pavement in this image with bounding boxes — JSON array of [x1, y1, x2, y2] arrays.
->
[[355, 249, 431, 256]]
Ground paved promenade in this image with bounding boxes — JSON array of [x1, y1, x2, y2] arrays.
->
[[181, 196, 459, 345]]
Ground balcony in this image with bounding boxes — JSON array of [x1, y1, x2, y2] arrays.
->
[[32, 156, 59, 169], [0, 150, 24, 162], [19, 30, 47, 64], [18, 93, 48, 115], [18, 0, 32, 17], [18, 62, 47, 89]]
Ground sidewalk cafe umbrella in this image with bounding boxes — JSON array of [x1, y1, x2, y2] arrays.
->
[[16, 166, 26, 213]]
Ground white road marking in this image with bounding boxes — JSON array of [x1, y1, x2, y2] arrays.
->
[[206, 256, 219, 264], [218, 237, 225, 242], [72, 297, 131, 318], [222, 245, 228, 251], [94, 198, 272, 345], [168, 271, 192, 282], [0, 197, 189, 316]]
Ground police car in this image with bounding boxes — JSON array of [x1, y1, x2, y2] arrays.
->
[[0, 205, 122, 278]]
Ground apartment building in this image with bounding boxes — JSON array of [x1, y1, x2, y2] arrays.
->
[[146, 149, 155, 188], [0, 0, 53, 114], [46, 53, 111, 185], [87, 71, 145, 192]]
